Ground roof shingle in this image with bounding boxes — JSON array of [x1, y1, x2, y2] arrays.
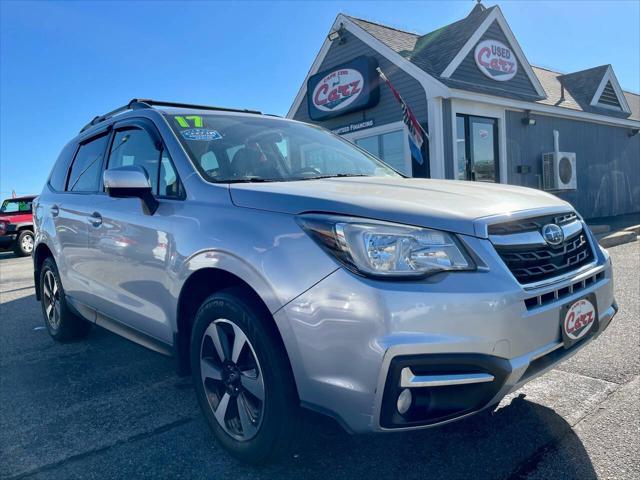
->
[[343, 11, 639, 121]]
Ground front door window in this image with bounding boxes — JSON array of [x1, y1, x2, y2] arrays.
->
[[456, 114, 499, 182], [355, 129, 409, 176]]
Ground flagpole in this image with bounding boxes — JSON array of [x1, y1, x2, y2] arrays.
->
[[376, 67, 430, 140]]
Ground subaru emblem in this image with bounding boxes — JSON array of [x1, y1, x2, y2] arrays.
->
[[542, 224, 564, 246]]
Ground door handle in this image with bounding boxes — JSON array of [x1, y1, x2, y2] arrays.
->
[[89, 211, 102, 227], [50, 205, 60, 217]]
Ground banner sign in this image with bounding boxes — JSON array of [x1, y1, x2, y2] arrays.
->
[[331, 119, 375, 135], [307, 56, 380, 121], [474, 39, 518, 81]]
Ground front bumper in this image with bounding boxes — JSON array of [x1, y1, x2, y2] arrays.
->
[[274, 233, 616, 433], [0, 234, 17, 248], [375, 301, 616, 430]]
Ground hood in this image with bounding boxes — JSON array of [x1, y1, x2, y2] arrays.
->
[[0, 211, 31, 222], [229, 177, 572, 237]]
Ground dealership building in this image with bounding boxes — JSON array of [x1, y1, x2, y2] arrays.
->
[[288, 2, 640, 220]]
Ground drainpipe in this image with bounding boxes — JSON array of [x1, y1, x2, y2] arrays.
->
[[553, 129, 560, 154]]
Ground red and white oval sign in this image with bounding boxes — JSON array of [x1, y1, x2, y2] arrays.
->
[[563, 299, 596, 341], [312, 68, 363, 112], [474, 39, 517, 81]]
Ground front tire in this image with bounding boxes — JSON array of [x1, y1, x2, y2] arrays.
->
[[40, 257, 91, 342], [14, 230, 34, 257], [190, 288, 299, 464]]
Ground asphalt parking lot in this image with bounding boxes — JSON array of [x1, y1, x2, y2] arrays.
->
[[1, 242, 638, 480]]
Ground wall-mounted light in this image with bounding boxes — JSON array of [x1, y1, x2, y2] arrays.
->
[[327, 24, 346, 44], [521, 110, 536, 126], [629, 128, 639, 137]]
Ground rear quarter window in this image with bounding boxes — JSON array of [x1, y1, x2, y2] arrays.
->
[[48, 142, 78, 192]]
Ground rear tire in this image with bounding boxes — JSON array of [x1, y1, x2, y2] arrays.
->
[[190, 287, 299, 464], [14, 230, 34, 257], [40, 257, 92, 342]]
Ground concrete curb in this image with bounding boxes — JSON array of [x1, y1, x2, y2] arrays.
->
[[623, 224, 640, 235], [597, 230, 638, 248], [589, 225, 611, 235]]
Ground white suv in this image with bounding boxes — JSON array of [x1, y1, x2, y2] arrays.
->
[[33, 99, 617, 464]]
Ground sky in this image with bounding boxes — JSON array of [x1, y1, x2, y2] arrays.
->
[[1, 0, 639, 196]]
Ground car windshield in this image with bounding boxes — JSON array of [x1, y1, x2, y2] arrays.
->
[[166, 113, 400, 183], [0, 199, 32, 213]]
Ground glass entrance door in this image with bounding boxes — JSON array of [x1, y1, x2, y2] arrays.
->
[[456, 114, 499, 182]]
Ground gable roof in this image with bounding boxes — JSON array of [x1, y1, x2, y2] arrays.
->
[[557, 65, 630, 116], [349, 6, 495, 78], [343, 12, 639, 121], [532, 65, 637, 119], [348, 16, 419, 54]]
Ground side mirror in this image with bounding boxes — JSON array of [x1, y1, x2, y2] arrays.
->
[[104, 166, 159, 215]]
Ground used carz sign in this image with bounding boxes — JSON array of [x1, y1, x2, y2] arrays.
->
[[474, 39, 517, 81], [307, 56, 379, 121]]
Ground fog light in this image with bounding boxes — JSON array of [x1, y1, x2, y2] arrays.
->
[[397, 388, 412, 415]]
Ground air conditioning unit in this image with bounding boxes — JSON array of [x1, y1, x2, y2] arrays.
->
[[542, 151, 577, 190]]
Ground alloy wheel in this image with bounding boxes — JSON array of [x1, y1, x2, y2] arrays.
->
[[200, 318, 265, 441], [22, 234, 34, 254], [43, 270, 61, 329]]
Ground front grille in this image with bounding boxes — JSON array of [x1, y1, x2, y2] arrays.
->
[[494, 229, 594, 284], [523, 271, 605, 310], [488, 212, 577, 235]]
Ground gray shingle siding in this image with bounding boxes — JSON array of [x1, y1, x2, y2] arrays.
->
[[448, 21, 540, 99], [291, 30, 428, 129], [506, 110, 640, 218]]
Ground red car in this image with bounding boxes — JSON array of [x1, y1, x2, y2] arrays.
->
[[0, 195, 36, 256]]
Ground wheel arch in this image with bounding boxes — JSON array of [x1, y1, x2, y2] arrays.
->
[[33, 243, 54, 300], [174, 266, 296, 395]]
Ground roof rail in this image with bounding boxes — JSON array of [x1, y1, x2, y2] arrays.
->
[[80, 99, 151, 132], [79, 98, 262, 133]]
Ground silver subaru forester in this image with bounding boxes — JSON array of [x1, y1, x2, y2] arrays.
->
[[33, 99, 617, 464]]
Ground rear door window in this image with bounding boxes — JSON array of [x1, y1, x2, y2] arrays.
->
[[67, 134, 110, 192]]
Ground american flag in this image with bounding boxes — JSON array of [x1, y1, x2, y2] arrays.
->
[[376, 67, 428, 165]]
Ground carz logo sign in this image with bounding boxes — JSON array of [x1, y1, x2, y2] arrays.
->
[[313, 69, 363, 112], [474, 39, 517, 81], [307, 56, 379, 121]]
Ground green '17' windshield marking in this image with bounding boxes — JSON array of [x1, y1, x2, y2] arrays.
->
[[174, 115, 203, 128]]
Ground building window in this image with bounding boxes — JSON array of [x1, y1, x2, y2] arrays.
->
[[355, 129, 409, 175]]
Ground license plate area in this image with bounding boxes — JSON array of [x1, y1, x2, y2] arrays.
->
[[560, 293, 599, 349]]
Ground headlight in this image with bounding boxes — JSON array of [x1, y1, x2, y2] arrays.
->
[[297, 214, 475, 279]]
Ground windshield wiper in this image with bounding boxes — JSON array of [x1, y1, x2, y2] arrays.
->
[[223, 177, 275, 183], [221, 174, 370, 183], [296, 173, 370, 181]]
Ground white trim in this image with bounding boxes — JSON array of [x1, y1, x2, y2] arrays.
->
[[427, 97, 446, 178], [440, 7, 547, 99], [287, 16, 342, 119], [286, 14, 449, 119], [450, 99, 508, 184], [343, 120, 412, 176], [589, 65, 631, 114], [451, 88, 640, 128]]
